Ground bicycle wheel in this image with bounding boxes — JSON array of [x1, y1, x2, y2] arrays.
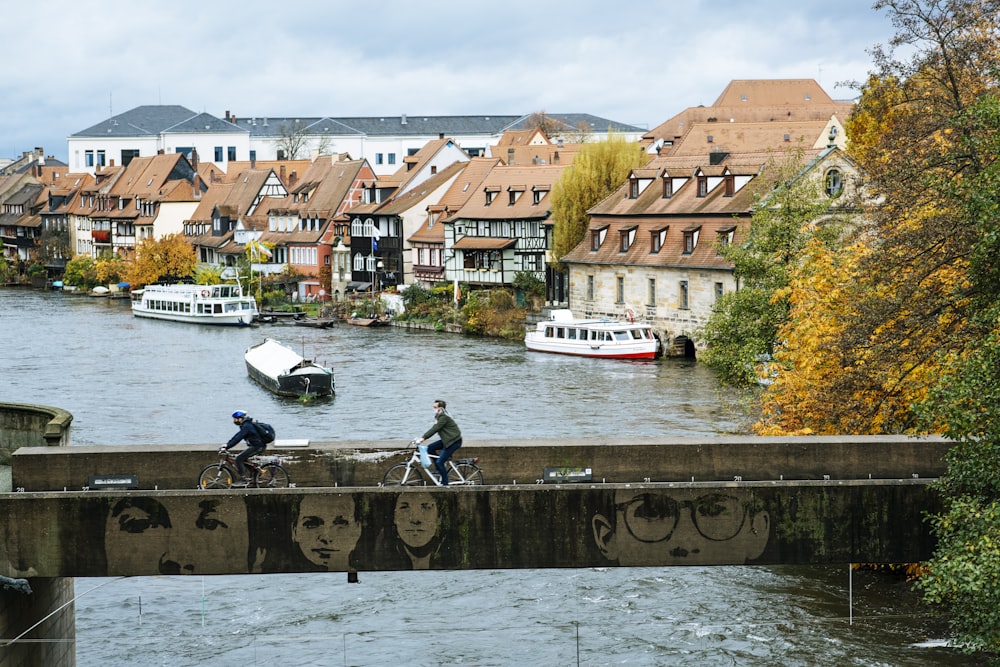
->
[[198, 464, 235, 489], [383, 463, 424, 486], [256, 463, 290, 488], [452, 462, 484, 485]]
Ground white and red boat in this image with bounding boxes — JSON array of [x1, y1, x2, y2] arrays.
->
[[524, 309, 661, 360]]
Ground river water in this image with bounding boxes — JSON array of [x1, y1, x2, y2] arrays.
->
[[0, 288, 975, 666]]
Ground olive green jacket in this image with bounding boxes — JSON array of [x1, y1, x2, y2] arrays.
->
[[422, 413, 462, 447]]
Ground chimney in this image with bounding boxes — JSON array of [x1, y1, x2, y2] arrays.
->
[[280, 165, 286, 182], [250, 155, 256, 169], [193, 172, 202, 199], [191, 148, 199, 170], [289, 170, 297, 186], [225, 110, 231, 122], [439, 133, 444, 140], [401, 114, 407, 125]]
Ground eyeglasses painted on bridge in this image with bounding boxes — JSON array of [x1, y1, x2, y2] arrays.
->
[[614, 493, 749, 543]]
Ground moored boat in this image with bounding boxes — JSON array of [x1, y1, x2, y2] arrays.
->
[[244, 338, 335, 397], [524, 309, 661, 360], [132, 282, 257, 326]]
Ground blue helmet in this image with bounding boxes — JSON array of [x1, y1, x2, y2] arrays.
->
[[232, 410, 247, 419]]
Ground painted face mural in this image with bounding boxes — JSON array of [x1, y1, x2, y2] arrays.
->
[[292, 494, 362, 571], [394, 492, 439, 551], [105, 496, 249, 575], [592, 488, 770, 566]]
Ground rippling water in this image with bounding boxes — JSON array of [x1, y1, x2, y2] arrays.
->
[[1, 288, 976, 666]]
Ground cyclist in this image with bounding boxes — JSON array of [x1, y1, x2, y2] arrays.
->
[[414, 399, 462, 486], [222, 410, 266, 485]]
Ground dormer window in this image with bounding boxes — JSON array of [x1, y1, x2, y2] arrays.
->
[[629, 178, 639, 199], [508, 185, 525, 206], [532, 186, 548, 205], [591, 226, 608, 251], [485, 185, 500, 206], [650, 227, 667, 253], [683, 225, 701, 254], [662, 177, 673, 198], [619, 226, 636, 252], [716, 225, 736, 254], [724, 173, 735, 196], [824, 169, 843, 198], [697, 175, 708, 197]]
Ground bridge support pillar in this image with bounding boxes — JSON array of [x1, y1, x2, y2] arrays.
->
[[0, 577, 75, 667]]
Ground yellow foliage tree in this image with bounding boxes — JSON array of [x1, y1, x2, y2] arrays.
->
[[123, 234, 198, 288]]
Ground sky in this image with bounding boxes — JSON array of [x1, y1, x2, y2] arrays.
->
[[2, 0, 897, 164]]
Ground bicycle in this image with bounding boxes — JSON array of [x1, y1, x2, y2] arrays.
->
[[382, 440, 484, 486], [198, 449, 291, 489]]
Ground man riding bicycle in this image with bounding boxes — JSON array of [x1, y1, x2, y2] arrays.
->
[[222, 410, 266, 485], [414, 399, 462, 486]]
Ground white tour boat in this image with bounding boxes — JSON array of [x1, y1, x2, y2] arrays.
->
[[131, 282, 258, 326], [524, 309, 661, 360]]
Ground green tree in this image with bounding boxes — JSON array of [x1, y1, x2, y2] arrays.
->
[[63, 255, 99, 288], [549, 134, 647, 270]]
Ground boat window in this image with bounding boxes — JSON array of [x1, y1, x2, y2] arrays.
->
[[556, 327, 566, 339], [544, 326, 554, 338], [567, 329, 577, 340], [614, 331, 630, 341], [630, 330, 643, 339]]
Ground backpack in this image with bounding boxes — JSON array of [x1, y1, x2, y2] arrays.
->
[[252, 420, 276, 444]]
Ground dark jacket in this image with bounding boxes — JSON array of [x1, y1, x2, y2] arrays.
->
[[422, 412, 461, 447], [227, 419, 265, 450]]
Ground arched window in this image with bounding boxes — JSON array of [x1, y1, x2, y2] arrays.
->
[[824, 169, 843, 198]]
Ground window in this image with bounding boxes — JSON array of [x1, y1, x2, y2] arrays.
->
[[648, 278, 656, 306], [591, 227, 607, 251], [662, 178, 672, 198], [650, 228, 667, 253], [375, 153, 384, 165], [249, 150, 257, 162], [587, 275, 594, 301], [679, 280, 689, 309], [85, 151, 94, 167], [716, 226, 736, 254], [228, 146, 237, 161], [715, 282, 724, 302], [97, 150, 106, 167], [616, 276, 624, 304], [724, 173, 734, 196], [629, 178, 639, 199], [619, 227, 635, 252], [388, 153, 396, 165], [486, 190, 496, 205], [697, 175, 708, 197], [825, 169, 843, 197], [214, 146, 223, 162], [683, 227, 700, 254]]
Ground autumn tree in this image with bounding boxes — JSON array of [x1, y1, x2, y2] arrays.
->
[[63, 255, 99, 289], [549, 134, 647, 269], [700, 149, 845, 386], [123, 234, 198, 287]]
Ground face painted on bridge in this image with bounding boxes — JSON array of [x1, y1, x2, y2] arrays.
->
[[394, 492, 439, 550], [105, 496, 249, 575], [292, 494, 362, 571], [592, 488, 770, 566]]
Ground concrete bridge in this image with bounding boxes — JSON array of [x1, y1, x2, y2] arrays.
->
[[0, 403, 950, 666]]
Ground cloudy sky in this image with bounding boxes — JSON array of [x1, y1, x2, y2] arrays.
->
[[3, 0, 896, 163]]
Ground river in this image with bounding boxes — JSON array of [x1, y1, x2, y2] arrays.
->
[[0, 288, 975, 666]]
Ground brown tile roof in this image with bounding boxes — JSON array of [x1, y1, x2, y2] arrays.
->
[[451, 163, 569, 221], [374, 161, 466, 216], [643, 79, 854, 146], [669, 119, 835, 156]]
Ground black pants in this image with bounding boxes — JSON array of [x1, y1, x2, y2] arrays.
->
[[235, 444, 265, 476]]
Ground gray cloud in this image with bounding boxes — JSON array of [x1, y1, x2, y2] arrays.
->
[[1, 0, 891, 162]]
